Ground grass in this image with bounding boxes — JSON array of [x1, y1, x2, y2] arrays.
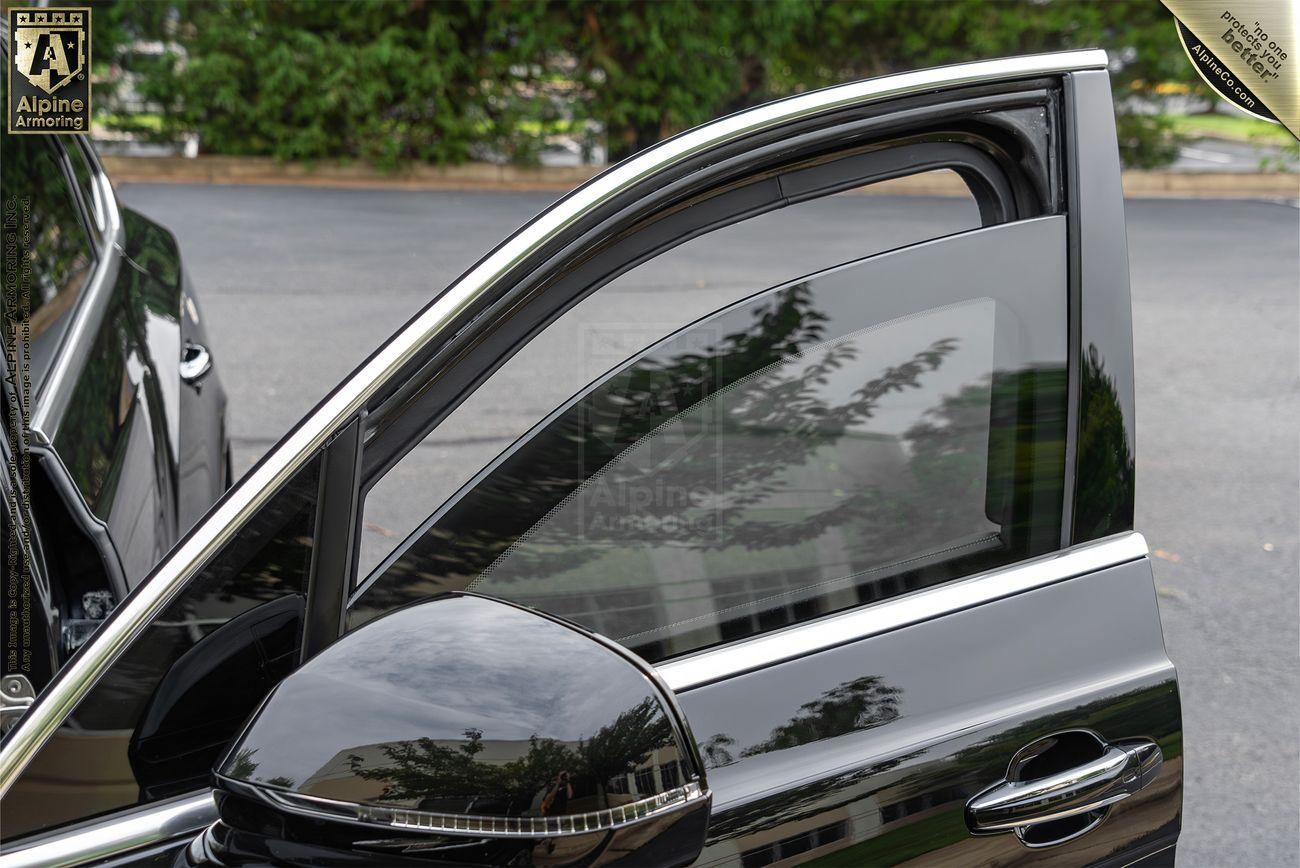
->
[[1163, 112, 1295, 145], [98, 112, 165, 133]]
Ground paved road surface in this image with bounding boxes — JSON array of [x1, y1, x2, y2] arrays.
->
[[1172, 137, 1299, 172], [120, 183, 1299, 867]]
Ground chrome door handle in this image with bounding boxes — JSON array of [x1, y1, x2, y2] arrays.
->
[[967, 737, 1162, 836], [180, 342, 212, 385]]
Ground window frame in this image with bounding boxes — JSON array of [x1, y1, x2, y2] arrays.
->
[[58, 137, 111, 242], [3, 136, 99, 348], [347, 216, 1072, 660], [27, 133, 124, 432], [355, 84, 1065, 486], [342, 85, 1070, 642]]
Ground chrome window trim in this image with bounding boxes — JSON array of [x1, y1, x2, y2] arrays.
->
[[0, 792, 215, 868], [657, 531, 1149, 692], [0, 49, 1109, 800], [70, 137, 112, 238], [29, 136, 124, 446]]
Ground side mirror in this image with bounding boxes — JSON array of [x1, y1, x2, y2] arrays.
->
[[187, 594, 711, 867], [129, 595, 305, 801]]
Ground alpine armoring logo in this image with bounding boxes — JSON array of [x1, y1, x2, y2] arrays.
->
[[7, 7, 92, 134]]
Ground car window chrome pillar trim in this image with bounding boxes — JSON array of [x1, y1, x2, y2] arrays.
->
[[0, 49, 1109, 800], [0, 792, 215, 868], [656, 531, 1149, 692], [29, 137, 124, 447]]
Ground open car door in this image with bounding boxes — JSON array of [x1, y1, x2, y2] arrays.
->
[[2, 50, 1179, 868]]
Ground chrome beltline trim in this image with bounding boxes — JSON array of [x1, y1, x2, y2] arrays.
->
[[0, 49, 1108, 799], [0, 792, 215, 868], [657, 532, 1148, 692]]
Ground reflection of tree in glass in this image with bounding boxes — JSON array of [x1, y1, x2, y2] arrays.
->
[[862, 363, 1067, 564], [1074, 346, 1134, 541], [701, 733, 738, 768], [364, 284, 960, 604], [38, 193, 186, 513], [0, 136, 92, 338]]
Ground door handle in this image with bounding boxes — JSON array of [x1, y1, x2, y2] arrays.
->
[[966, 736, 1162, 842], [180, 342, 212, 386]]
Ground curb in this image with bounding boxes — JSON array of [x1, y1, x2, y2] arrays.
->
[[100, 155, 600, 192], [100, 155, 1300, 200], [1121, 170, 1298, 199]]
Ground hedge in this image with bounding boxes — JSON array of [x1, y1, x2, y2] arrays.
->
[[80, 0, 1203, 169]]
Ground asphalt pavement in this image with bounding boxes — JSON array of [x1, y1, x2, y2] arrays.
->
[[1172, 137, 1299, 172], [119, 182, 1299, 867]]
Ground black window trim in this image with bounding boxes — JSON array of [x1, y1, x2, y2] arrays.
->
[[358, 81, 1063, 456]]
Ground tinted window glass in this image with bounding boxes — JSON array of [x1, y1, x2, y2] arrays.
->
[[351, 216, 1068, 662], [0, 134, 95, 386], [1, 456, 321, 839], [357, 179, 982, 579]]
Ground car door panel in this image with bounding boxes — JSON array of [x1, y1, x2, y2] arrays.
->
[[0, 52, 1180, 868], [115, 206, 230, 533], [33, 158, 226, 595], [676, 545, 1180, 866]]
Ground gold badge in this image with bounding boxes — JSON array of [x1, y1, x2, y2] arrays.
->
[[1162, 0, 1298, 140], [7, 7, 92, 134]]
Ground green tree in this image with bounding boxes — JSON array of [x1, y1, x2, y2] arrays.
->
[[92, 0, 568, 167], [562, 0, 809, 161], [76, 0, 1201, 168], [772, 0, 1197, 168]]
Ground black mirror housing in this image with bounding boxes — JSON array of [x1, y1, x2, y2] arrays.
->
[[196, 594, 710, 867], [128, 595, 305, 802]]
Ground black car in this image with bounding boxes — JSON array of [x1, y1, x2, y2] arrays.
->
[[1, 50, 1181, 867], [1, 130, 231, 703]]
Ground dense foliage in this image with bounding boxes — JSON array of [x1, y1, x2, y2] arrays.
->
[[80, 0, 1201, 168]]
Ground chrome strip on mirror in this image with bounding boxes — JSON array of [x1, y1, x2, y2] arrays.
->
[[0, 50, 1109, 800], [260, 781, 709, 839]]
